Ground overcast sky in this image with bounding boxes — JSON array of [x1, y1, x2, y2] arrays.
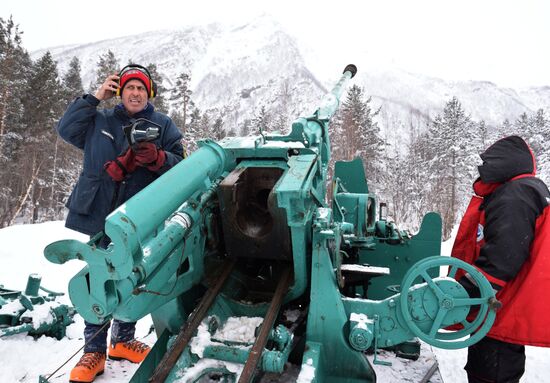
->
[[2, 0, 549, 88]]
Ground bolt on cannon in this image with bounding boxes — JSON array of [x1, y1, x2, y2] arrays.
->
[[44, 65, 500, 382]]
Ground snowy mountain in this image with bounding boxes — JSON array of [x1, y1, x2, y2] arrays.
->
[[33, 15, 550, 140], [34, 16, 326, 132], [357, 68, 542, 124]]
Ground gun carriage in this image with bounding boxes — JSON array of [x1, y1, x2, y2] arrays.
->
[[45, 65, 498, 382]]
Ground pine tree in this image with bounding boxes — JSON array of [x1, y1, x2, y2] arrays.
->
[[477, 120, 488, 149], [254, 105, 271, 135], [61, 56, 84, 104], [91, 50, 119, 109], [0, 16, 30, 160], [211, 115, 225, 141], [514, 112, 530, 136], [526, 109, 549, 183], [240, 119, 253, 136], [146, 63, 169, 114], [169, 110, 184, 132], [198, 110, 212, 139], [170, 72, 193, 134], [272, 80, 292, 134], [184, 107, 201, 153], [0, 16, 32, 227], [56, 56, 85, 217], [15, 51, 64, 223], [326, 85, 382, 202], [499, 119, 513, 136], [226, 127, 237, 137], [381, 116, 432, 229], [427, 97, 478, 238], [406, 128, 433, 225], [335, 85, 382, 185]]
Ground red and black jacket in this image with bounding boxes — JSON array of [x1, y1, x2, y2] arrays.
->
[[452, 136, 550, 347]]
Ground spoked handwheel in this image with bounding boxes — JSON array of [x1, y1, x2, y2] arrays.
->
[[400, 256, 500, 349]]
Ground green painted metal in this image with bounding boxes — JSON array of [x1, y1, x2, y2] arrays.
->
[[199, 325, 291, 373], [45, 140, 232, 324], [357, 212, 443, 300], [332, 163, 443, 301], [130, 329, 171, 383], [399, 256, 497, 349], [24, 273, 42, 296], [334, 157, 370, 194], [0, 275, 74, 340], [304, 211, 376, 382], [43, 65, 500, 383]]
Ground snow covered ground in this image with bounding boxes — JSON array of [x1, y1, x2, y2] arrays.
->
[[0, 221, 549, 382], [0, 221, 156, 382]]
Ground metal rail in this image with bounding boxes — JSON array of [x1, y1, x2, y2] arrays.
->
[[238, 267, 293, 383], [419, 361, 439, 383], [149, 258, 236, 383]]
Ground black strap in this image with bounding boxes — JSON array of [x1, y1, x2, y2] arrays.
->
[[109, 182, 121, 213], [114, 158, 128, 177]]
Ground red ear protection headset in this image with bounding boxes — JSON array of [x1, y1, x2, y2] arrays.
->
[[116, 64, 157, 99]]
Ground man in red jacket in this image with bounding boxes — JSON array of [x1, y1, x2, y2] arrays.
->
[[451, 136, 550, 383]]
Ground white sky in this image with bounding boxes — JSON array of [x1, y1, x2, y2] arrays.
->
[[2, 0, 550, 88]]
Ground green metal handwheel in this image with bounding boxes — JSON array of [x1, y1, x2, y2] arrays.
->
[[399, 256, 498, 350]]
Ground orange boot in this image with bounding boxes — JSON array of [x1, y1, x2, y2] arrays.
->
[[69, 352, 106, 383], [108, 339, 150, 363]]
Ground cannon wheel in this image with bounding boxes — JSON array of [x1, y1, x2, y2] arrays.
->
[[400, 256, 497, 349]]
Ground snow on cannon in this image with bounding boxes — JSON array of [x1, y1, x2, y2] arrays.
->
[[44, 65, 500, 382], [0, 274, 74, 340]]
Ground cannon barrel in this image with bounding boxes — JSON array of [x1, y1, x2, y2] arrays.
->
[[288, 64, 357, 171], [44, 140, 234, 323], [317, 64, 357, 120], [107, 140, 227, 243], [104, 140, 229, 278]]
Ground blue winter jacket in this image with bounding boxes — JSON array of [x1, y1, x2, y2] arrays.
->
[[57, 94, 184, 236]]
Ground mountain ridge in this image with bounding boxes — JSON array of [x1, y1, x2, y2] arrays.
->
[[32, 15, 550, 141]]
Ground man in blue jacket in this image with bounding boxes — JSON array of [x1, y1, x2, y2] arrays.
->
[[57, 65, 184, 383]]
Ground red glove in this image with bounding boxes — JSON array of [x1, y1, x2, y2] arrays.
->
[[134, 142, 166, 171], [104, 148, 136, 181]]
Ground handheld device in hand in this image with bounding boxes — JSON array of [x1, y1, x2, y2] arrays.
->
[[112, 78, 119, 94], [123, 118, 161, 148]]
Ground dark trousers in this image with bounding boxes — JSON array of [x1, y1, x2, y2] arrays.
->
[[83, 319, 137, 353], [465, 336, 526, 383]]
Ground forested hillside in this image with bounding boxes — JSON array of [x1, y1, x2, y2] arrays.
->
[[1, 16, 548, 239]]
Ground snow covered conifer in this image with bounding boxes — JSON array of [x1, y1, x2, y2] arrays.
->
[[427, 97, 478, 238], [91, 50, 119, 109]]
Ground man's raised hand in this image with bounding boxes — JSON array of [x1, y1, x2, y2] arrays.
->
[[95, 74, 120, 101]]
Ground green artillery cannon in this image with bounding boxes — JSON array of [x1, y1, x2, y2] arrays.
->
[[45, 65, 499, 382], [0, 274, 74, 340]]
